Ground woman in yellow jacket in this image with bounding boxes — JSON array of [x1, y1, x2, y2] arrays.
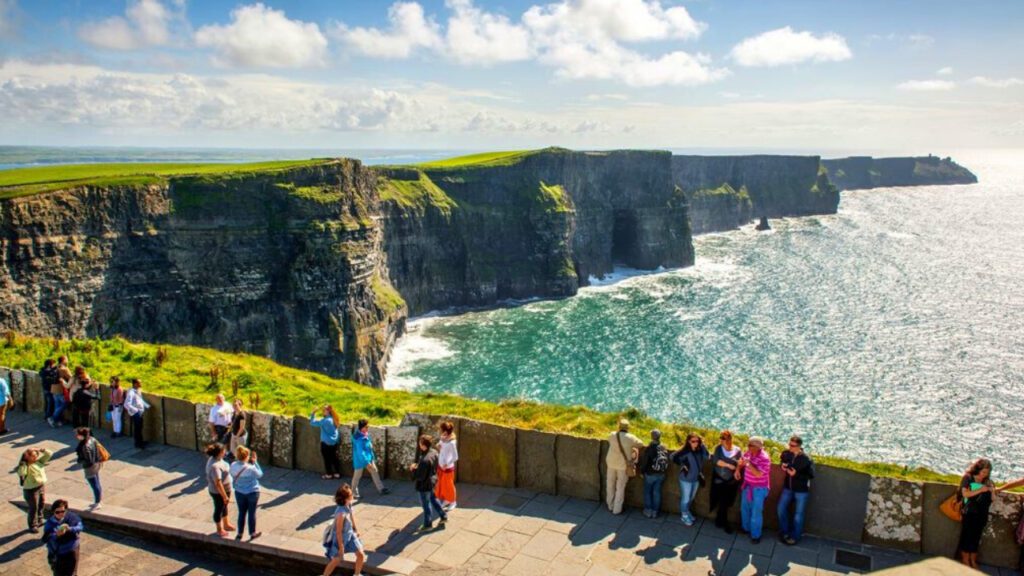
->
[[17, 447, 53, 532]]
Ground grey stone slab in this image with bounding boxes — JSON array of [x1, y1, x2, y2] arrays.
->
[[979, 491, 1024, 569], [292, 414, 326, 473], [271, 414, 294, 469], [555, 434, 601, 502], [139, 392, 165, 445], [863, 477, 923, 553], [386, 425, 419, 480], [24, 370, 43, 414], [516, 429, 557, 495], [459, 418, 516, 488], [194, 402, 214, 449], [248, 410, 274, 463], [8, 369, 24, 411], [804, 463, 871, 544], [162, 396, 195, 450], [920, 481, 961, 560], [369, 425, 387, 479]]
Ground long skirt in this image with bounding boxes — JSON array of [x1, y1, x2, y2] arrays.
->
[[435, 466, 456, 503]]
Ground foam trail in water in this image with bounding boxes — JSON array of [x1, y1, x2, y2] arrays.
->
[[384, 317, 454, 391]]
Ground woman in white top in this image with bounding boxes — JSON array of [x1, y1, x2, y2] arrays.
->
[[434, 421, 458, 511]]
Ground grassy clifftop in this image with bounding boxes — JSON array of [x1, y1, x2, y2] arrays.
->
[[0, 333, 958, 483]]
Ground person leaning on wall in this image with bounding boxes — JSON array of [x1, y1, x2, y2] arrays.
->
[[605, 419, 643, 515]]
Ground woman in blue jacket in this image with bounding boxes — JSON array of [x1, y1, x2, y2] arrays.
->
[[42, 499, 83, 576], [351, 418, 389, 499], [311, 405, 342, 479]]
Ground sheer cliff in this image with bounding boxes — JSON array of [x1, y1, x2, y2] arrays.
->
[[822, 156, 978, 190]]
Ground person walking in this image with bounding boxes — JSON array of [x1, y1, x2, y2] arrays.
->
[[230, 446, 263, 541], [41, 499, 83, 576], [311, 405, 342, 479], [322, 483, 365, 576], [207, 394, 233, 445], [709, 430, 742, 534], [605, 419, 643, 515], [639, 429, 669, 518], [41, 359, 58, 424], [673, 432, 709, 526], [71, 377, 98, 428], [736, 437, 771, 544], [17, 447, 53, 532], [777, 435, 814, 545], [410, 434, 447, 532], [435, 421, 458, 511], [229, 398, 248, 457], [74, 427, 108, 510], [957, 459, 995, 569], [351, 419, 389, 497], [0, 371, 12, 435], [124, 379, 150, 449], [50, 356, 72, 427], [109, 377, 126, 438], [205, 443, 235, 537]]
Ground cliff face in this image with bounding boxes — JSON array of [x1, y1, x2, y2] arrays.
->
[[684, 184, 753, 235], [672, 155, 839, 233], [822, 156, 978, 190], [0, 161, 406, 386], [382, 149, 693, 314]]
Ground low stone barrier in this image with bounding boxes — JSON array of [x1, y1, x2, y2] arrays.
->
[[458, 418, 515, 488], [141, 393, 166, 445], [555, 434, 601, 501], [516, 429, 558, 495], [805, 464, 871, 543], [271, 414, 294, 469], [248, 410, 274, 463], [24, 370, 43, 413], [293, 414, 325, 474], [863, 477, 924, 553], [385, 425, 419, 480], [9, 369, 24, 410], [980, 492, 1023, 568], [163, 396, 195, 450]]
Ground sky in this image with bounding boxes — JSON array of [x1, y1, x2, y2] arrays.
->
[[0, 0, 1021, 153]]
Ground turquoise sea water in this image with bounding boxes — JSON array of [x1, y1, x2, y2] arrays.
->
[[388, 150, 1024, 478]]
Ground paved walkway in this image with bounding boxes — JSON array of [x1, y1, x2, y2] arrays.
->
[[0, 412, 1005, 576]]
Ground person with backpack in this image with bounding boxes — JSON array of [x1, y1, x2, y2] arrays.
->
[[709, 430, 742, 534], [777, 435, 814, 545], [605, 419, 643, 515], [40, 359, 58, 423], [41, 499, 83, 576], [409, 434, 447, 532], [672, 432, 709, 526], [74, 427, 108, 509], [322, 483, 365, 576], [17, 447, 53, 532], [639, 429, 669, 518]]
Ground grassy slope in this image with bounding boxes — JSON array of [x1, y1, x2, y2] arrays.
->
[[0, 333, 958, 483], [0, 160, 330, 200], [415, 150, 537, 169]]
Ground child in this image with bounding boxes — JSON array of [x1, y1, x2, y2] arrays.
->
[[323, 483, 365, 576]]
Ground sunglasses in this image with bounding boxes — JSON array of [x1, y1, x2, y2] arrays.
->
[[689, 440, 701, 444], [53, 509, 66, 515]]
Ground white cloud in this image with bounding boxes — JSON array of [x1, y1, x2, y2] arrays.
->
[[936, 66, 953, 76], [333, 2, 442, 59], [195, 3, 328, 68], [897, 79, 956, 91], [78, 0, 177, 51], [969, 76, 1024, 88], [907, 33, 934, 50], [445, 0, 533, 65], [523, 0, 705, 44], [730, 26, 852, 67]]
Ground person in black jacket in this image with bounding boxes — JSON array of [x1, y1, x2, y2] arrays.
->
[[709, 430, 742, 534], [40, 359, 58, 424], [777, 435, 814, 545], [71, 379, 97, 428], [409, 434, 447, 531], [639, 429, 669, 518]]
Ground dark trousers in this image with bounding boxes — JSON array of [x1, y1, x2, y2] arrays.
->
[[709, 480, 739, 528], [320, 442, 342, 476], [418, 490, 447, 528], [51, 549, 79, 576], [211, 491, 231, 523], [24, 485, 45, 528], [213, 425, 229, 445], [72, 408, 90, 428], [43, 391, 55, 420], [131, 413, 145, 447], [236, 491, 259, 537]]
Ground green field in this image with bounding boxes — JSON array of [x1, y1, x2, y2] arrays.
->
[[416, 150, 537, 169], [0, 160, 329, 199], [0, 333, 959, 483]]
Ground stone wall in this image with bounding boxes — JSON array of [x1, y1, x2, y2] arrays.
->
[[3, 366, 1022, 569]]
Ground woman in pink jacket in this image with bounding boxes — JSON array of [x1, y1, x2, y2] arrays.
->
[[735, 436, 771, 544]]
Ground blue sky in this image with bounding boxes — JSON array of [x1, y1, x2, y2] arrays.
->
[[0, 0, 1021, 152]]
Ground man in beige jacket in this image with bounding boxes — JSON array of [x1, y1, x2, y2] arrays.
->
[[605, 419, 643, 515]]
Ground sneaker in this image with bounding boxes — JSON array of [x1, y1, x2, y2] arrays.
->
[[380, 487, 391, 495], [249, 532, 262, 541], [47, 418, 54, 428], [438, 517, 447, 527], [415, 524, 433, 533], [783, 536, 798, 546], [353, 492, 362, 500], [28, 527, 39, 534], [681, 516, 694, 526], [751, 537, 761, 545], [446, 502, 457, 511]]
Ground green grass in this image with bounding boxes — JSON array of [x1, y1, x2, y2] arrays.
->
[[690, 183, 750, 202], [538, 181, 572, 213], [378, 171, 457, 215], [0, 332, 962, 483], [371, 275, 407, 314], [0, 160, 330, 200], [416, 150, 538, 169]]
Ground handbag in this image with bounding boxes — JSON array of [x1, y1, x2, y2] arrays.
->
[[96, 441, 111, 463], [939, 491, 962, 522], [616, 433, 638, 478]]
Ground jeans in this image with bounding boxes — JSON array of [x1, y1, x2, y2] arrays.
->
[[777, 489, 809, 541], [52, 396, 67, 424], [643, 474, 665, 515], [131, 412, 145, 447], [236, 490, 259, 537], [44, 391, 55, 420], [740, 486, 769, 539], [418, 490, 447, 527], [679, 479, 699, 521], [86, 474, 102, 503]]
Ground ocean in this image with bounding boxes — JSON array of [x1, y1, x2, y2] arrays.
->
[[387, 149, 1024, 479]]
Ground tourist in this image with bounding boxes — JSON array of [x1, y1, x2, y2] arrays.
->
[[50, 356, 72, 427], [0, 371, 11, 435], [124, 378, 150, 449], [41, 499, 83, 576], [230, 446, 263, 541], [71, 377, 98, 428], [672, 432, 709, 526], [311, 404, 342, 480], [322, 483, 365, 576], [207, 393, 233, 445], [352, 419, 389, 497], [205, 443, 235, 537], [709, 430, 741, 534], [957, 458, 995, 569], [435, 421, 458, 511], [17, 447, 52, 532], [639, 429, 669, 518], [109, 376, 126, 438], [777, 435, 814, 545], [41, 359, 58, 424], [736, 437, 771, 544], [74, 427, 107, 509], [605, 419, 643, 515], [68, 366, 88, 403], [229, 398, 248, 458], [410, 434, 447, 531]]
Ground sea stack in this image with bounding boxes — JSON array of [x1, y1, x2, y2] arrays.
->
[[755, 216, 771, 231]]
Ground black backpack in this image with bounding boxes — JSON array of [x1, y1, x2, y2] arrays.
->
[[644, 444, 669, 474], [41, 366, 58, 388]]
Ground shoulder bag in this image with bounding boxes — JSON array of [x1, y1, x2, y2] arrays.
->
[[939, 491, 962, 522], [616, 433, 638, 478]]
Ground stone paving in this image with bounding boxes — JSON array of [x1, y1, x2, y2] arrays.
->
[[0, 411, 1012, 576]]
